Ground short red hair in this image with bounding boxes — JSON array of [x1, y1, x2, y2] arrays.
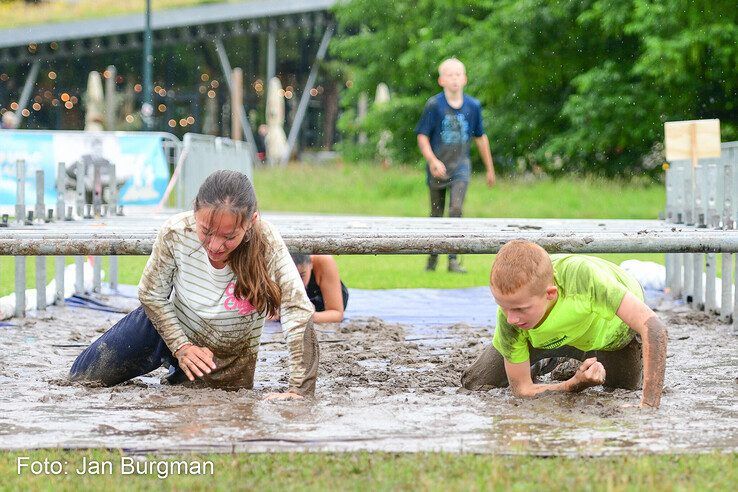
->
[[490, 240, 554, 295]]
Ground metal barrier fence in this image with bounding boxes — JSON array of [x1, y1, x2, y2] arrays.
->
[[1, 131, 255, 319], [665, 141, 738, 332], [175, 133, 254, 209]]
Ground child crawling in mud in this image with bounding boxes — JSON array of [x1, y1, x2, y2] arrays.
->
[[69, 170, 318, 400], [291, 254, 349, 323], [462, 240, 668, 408]]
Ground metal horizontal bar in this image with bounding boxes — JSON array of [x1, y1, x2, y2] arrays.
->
[[2, 230, 738, 255]]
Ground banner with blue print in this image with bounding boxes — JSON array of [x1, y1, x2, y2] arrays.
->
[[0, 130, 170, 207]]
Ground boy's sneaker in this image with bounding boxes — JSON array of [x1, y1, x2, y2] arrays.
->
[[448, 258, 467, 274], [426, 255, 438, 271]]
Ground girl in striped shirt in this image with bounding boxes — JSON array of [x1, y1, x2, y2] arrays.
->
[[70, 170, 318, 399]]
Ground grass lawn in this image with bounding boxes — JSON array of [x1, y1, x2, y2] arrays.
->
[[0, 165, 667, 296], [1, 450, 735, 490]]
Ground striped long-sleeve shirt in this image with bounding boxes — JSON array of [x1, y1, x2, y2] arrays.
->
[[138, 211, 317, 394]]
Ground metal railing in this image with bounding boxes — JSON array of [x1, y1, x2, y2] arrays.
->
[[665, 141, 738, 333], [175, 133, 254, 209]]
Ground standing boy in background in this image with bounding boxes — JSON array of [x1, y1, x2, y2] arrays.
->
[[416, 57, 496, 273]]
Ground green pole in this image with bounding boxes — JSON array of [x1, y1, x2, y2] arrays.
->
[[142, 0, 154, 129]]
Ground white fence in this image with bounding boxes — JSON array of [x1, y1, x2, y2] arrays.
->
[[665, 141, 738, 330], [174, 133, 254, 209]]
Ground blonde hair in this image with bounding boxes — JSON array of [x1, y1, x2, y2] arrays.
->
[[490, 240, 554, 295], [438, 58, 465, 76]]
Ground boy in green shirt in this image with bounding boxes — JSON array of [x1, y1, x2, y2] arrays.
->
[[462, 240, 668, 408]]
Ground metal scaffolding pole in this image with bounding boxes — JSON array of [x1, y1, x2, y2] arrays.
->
[[16, 59, 40, 127], [214, 38, 259, 165], [283, 24, 334, 162]]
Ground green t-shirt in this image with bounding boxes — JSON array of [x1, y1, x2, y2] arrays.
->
[[492, 255, 644, 363]]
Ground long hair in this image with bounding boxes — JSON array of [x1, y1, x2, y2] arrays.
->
[[194, 170, 281, 316]]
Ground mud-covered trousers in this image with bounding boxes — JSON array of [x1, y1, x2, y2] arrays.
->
[[69, 306, 186, 386], [461, 337, 643, 391]]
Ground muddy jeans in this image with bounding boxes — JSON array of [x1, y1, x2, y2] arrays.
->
[[461, 336, 643, 391], [429, 180, 469, 262], [69, 305, 187, 387]]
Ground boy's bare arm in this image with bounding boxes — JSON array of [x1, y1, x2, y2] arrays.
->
[[473, 135, 495, 187], [417, 134, 448, 179], [616, 292, 668, 408], [504, 357, 606, 398]]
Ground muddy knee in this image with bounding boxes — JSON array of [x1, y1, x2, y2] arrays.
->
[[599, 339, 643, 390], [461, 343, 509, 390], [461, 366, 508, 391]]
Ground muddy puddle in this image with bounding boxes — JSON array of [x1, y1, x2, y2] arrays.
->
[[0, 296, 736, 456]]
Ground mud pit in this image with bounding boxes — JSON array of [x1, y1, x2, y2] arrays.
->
[[0, 297, 736, 456]]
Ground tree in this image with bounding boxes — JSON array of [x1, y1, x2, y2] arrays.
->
[[332, 0, 738, 177]]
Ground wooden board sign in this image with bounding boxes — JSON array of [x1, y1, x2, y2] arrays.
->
[[664, 119, 721, 161]]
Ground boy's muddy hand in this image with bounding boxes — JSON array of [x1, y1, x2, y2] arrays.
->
[[175, 344, 217, 381], [567, 357, 606, 392], [264, 391, 304, 401], [430, 159, 448, 180]]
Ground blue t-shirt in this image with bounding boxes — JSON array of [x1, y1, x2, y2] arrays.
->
[[415, 93, 485, 189]]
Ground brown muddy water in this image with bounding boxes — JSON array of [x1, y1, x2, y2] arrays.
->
[[0, 297, 736, 456]]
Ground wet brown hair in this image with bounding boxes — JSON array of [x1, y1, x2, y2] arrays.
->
[[290, 253, 312, 267], [194, 170, 281, 316], [490, 240, 554, 295]]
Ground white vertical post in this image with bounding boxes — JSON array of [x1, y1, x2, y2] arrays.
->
[[75, 256, 85, 295], [35, 255, 46, 310], [15, 159, 26, 225], [692, 254, 704, 310], [705, 253, 716, 313], [734, 256, 738, 335], [75, 161, 85, 218], [34, 169, 45, 223], [34, 169, 47, 310], [14, 256, 25, 318], [720, 253, 732, 321], [93, 256, 101, 293], [672, 254, 683, 298], [684, 253, 694, 305], [55, 256, 65, 306], [56, 162, 65, 221]]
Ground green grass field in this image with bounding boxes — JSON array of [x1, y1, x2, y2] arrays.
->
[[1, 450, 735, 491], [5, 164, 725, 488]]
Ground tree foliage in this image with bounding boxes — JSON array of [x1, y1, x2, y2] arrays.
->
[[331, 0, 738, 177]]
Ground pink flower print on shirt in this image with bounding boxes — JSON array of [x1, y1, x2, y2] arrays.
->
[[223, 282, 256, 315]]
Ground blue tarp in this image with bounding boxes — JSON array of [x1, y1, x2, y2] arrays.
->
[[80, 284, 665, 329], [346, 287, 497, 326]]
